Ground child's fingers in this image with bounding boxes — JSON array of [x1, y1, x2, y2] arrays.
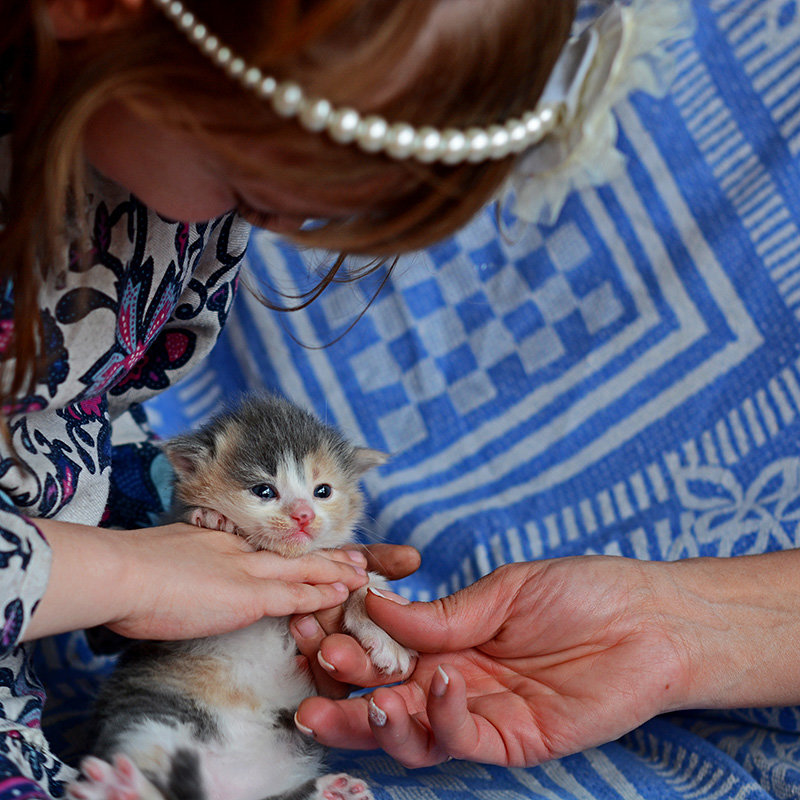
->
[[316, 549, 370, 569], [249, 551, 368, 590], [264, 580, 352, 616]]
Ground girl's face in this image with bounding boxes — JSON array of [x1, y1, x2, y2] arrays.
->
[[83, 100, 351, 233]]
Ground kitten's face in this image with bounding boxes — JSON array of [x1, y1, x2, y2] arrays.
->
[[176, 443, 367, 557]]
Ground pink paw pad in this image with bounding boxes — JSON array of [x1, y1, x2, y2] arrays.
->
[[190, 508, 238, 533], [68, 755, 148, 800], [317, 773, 373, 800]]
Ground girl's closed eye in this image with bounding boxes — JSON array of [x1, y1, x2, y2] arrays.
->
[[234, 199, 309, 233]]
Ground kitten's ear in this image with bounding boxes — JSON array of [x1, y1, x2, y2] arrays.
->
[[161, 435, 214, 479], [352, 447, 390, 475]]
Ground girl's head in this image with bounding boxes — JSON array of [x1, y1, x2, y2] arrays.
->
[[8, 0, 576, 248], [0, 0, 576, 391]]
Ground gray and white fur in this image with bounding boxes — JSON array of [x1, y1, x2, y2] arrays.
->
[[68, 394, 413, 800]]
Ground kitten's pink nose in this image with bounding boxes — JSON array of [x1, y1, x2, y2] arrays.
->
[[289, 501, 315, 527]]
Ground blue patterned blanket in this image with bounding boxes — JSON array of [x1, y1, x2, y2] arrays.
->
[[147, 1, 800, 797]]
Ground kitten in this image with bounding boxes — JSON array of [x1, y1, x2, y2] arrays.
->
[[68, 394, 413, 800]]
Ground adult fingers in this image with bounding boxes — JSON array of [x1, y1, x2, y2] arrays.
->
[[364, 565, 525, 653], [365, 688, 448, 768], [309, 604, 345, 635], [316, 633, 410, 688], [290, 621, 354, 698], [366, 668, 512, 767], [295, 695, 377, 750], [423, 665, 492, 762], [357, 544, 421, 580]]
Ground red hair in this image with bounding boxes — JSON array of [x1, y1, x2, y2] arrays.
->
[[0, 0, 577, 400]]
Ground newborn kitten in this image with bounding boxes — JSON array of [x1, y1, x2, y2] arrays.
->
[[68, 394, 413, 800]]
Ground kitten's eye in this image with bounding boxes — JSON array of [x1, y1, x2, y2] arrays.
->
[[251, 484, 278, 500], [313, 484, 332, 499]]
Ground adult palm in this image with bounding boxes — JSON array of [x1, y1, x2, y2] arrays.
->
[[297, 557, 689, 767]]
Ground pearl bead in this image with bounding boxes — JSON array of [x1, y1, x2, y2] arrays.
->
[[300, 98, 333, 132], [202, 35, 219, 55], [441, 129, 470, 165], [215, 46, 232, 66], [465, 128, 492, 163], [228, 57, 246, 77], [243, 67, 262, 88], [258, 76, 277, 98], [488, 125, 512, 159], [328, 108, 361, 144], [190, 23, 206, 42], [539, 106, 556, 130], [272, 82, 304, 117], [357, 116, 390, 153], [507, 119, 530, 153], [523, 111, 542, 137], [178, 11, 194, 30], [414, 127, 444, 163], [384, 124, 417, 159]]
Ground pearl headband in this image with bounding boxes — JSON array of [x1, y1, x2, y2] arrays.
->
[[151, 0, 562, 165], [152, 0, 694, 221]]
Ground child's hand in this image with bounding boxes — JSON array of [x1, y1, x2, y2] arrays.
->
[[26, 519, 369, 642]]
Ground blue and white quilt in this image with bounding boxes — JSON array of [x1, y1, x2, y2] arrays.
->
[[146, 1, 800, 797]]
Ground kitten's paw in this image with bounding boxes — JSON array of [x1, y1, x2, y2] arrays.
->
[[345, 613, 416, 675], [315, 773, 374, 800], [344, 584, 416, 675], [362, 629, 416, 675], [68, 755, 163, 800], [189, 507, 237, 534]]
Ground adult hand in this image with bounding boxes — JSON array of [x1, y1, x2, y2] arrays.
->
[[291, 543, 421, 697], [26, 519, 370, 642], [296, 552, 800, 767]]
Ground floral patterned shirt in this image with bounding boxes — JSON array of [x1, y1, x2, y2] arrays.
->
[[0, 133, 251, 658]]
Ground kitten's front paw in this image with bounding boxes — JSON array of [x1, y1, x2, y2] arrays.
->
[[316, 773, 374, 800], [189, 507, 238, 534], [68, 755, 162, 800], [344, 586, 416, 675], [357, 625, 416, 675]]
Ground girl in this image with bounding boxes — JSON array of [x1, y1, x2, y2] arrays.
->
[[0, 1, 576, 797]]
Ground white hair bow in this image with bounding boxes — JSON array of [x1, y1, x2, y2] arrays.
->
[[505, 0, 696, 226]]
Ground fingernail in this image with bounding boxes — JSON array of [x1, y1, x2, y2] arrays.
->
[[368, 587, 411, 605], [345, 550, 368, 567], [293, 615, 321, 639], [317, 651, 337, 673], [293, 712, 314, 737], [368, 697, 387, 728], [332, 582, 348, 594], [431, 665, 450, 698]]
